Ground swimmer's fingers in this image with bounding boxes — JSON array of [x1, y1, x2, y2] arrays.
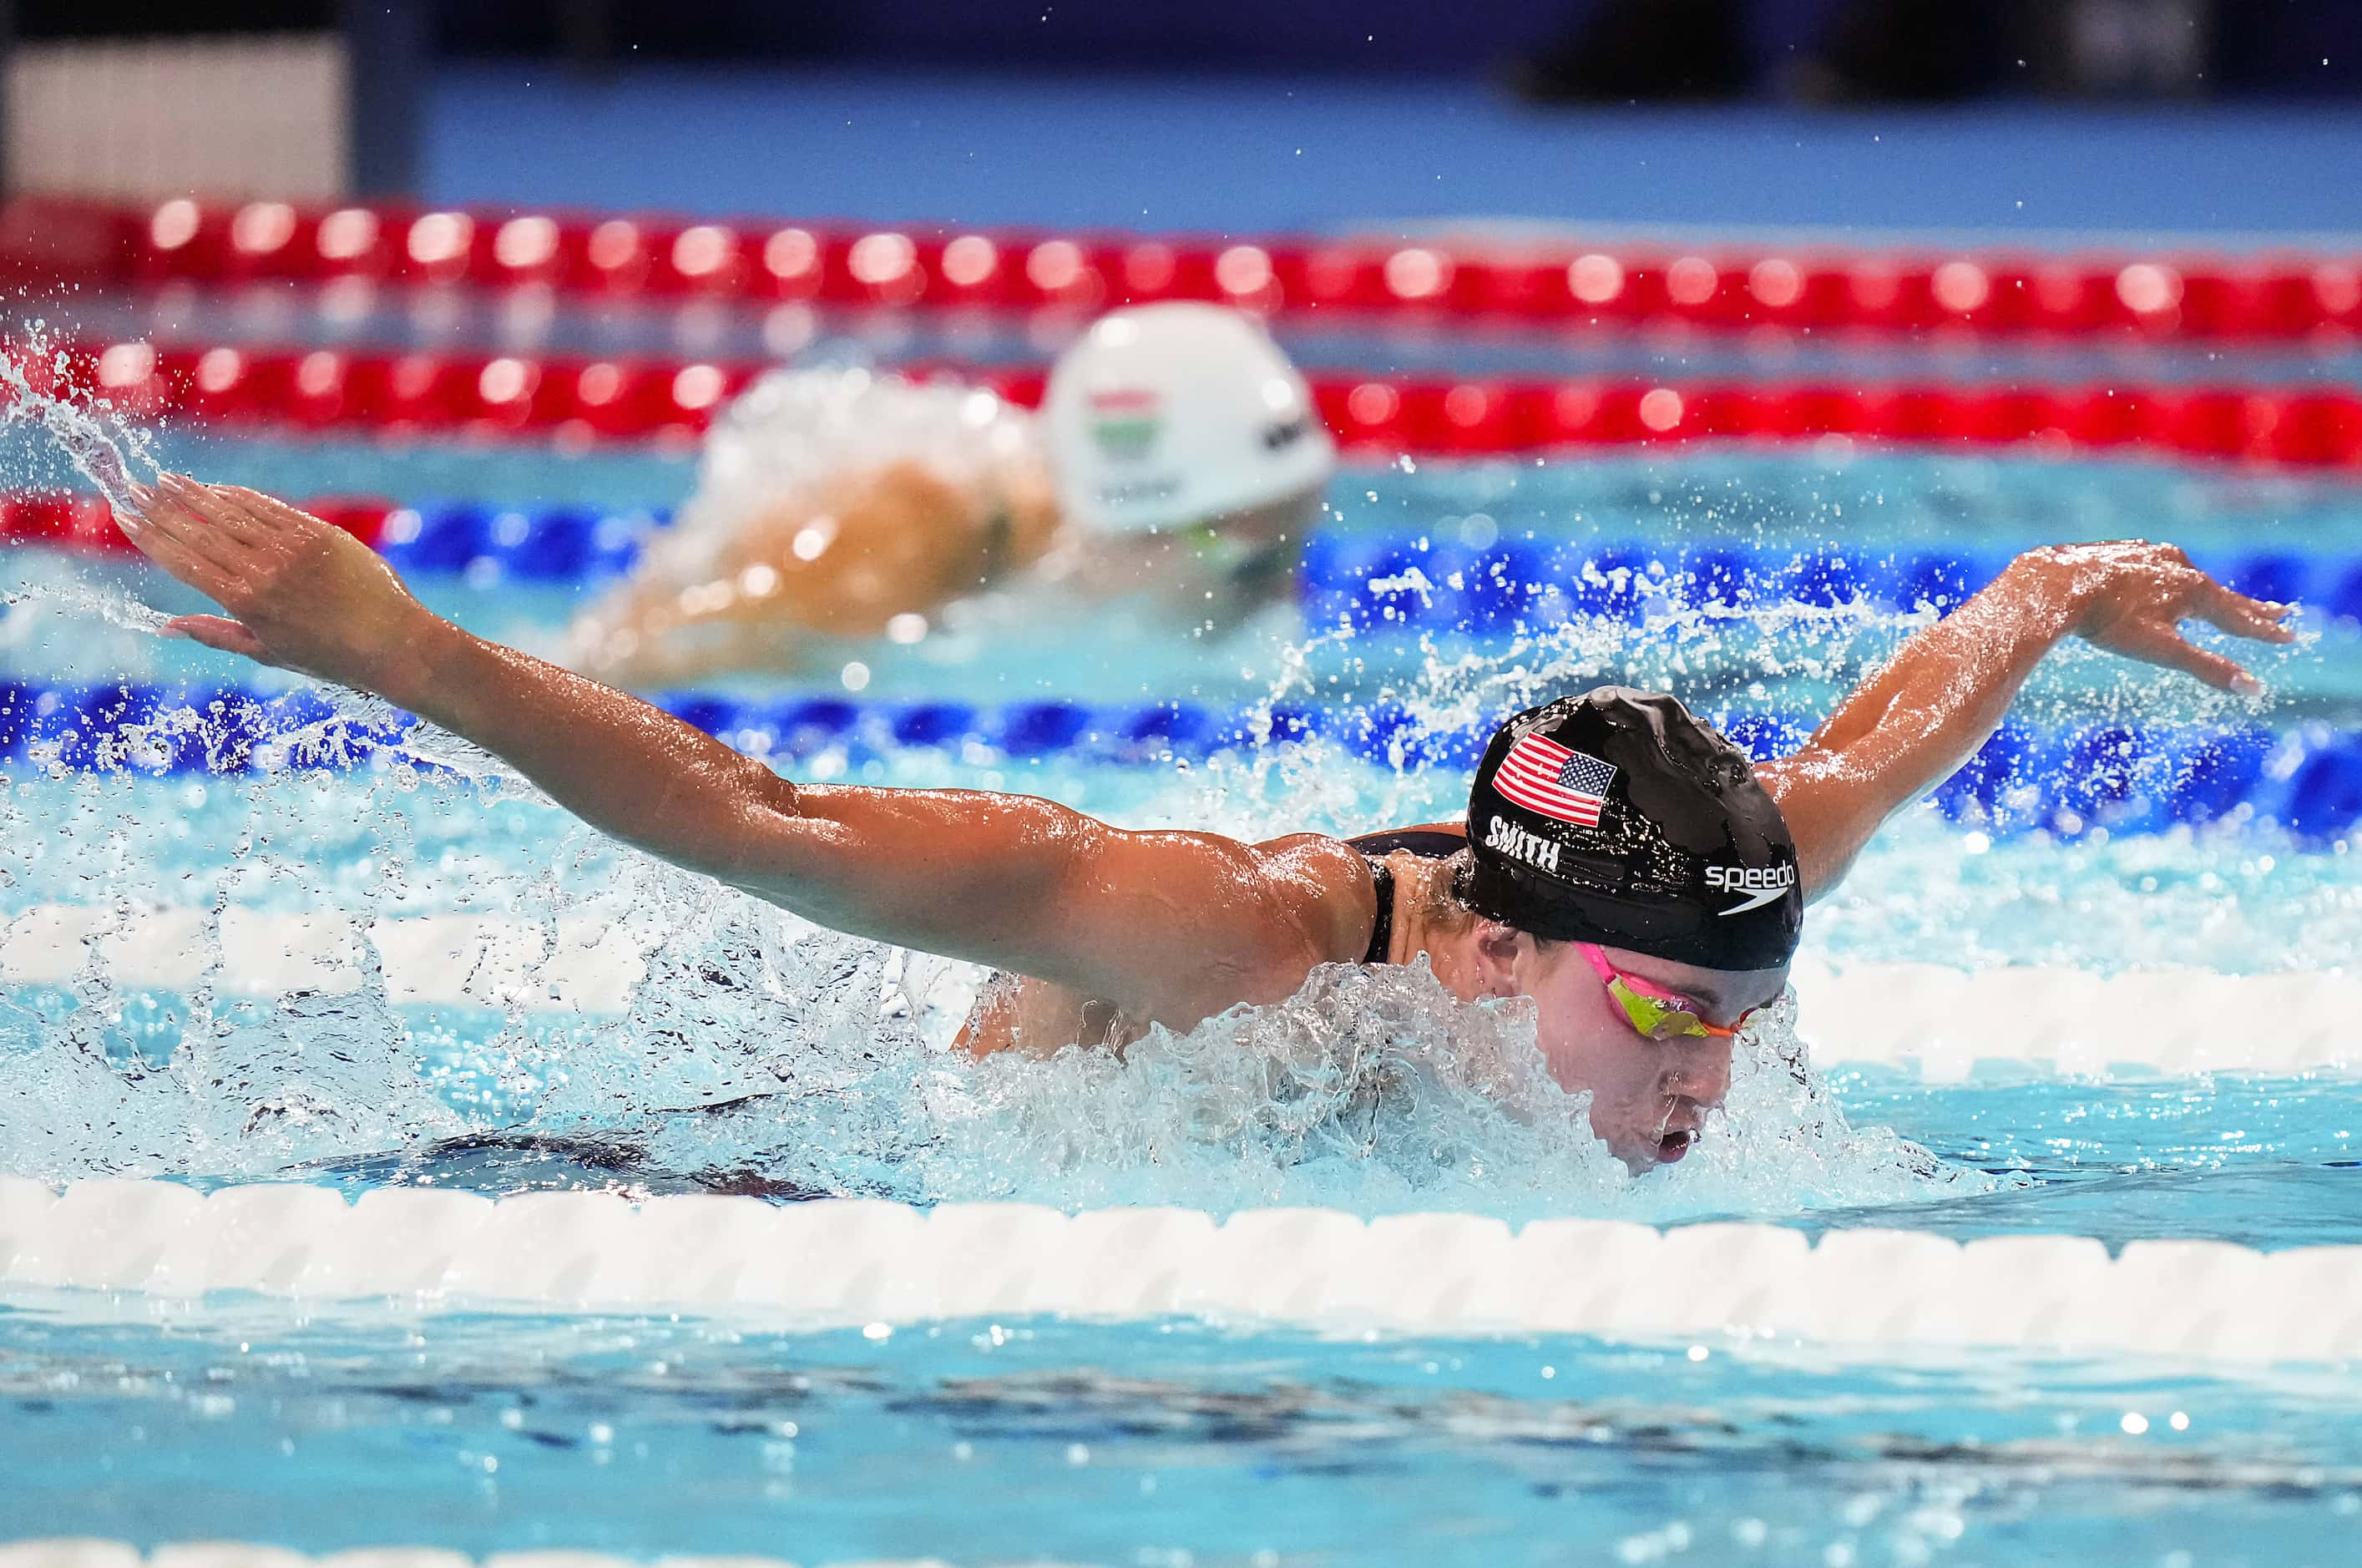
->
[[2112, 619, 2263, 696], [163, 614, 270, 663], [157, 473, 273, 551], [118, 520, 219, 594], [123, 481, 213, 556], [210, 483, 327, 542], [137, 478, 259, 574], [116, 494, 237, 597], [2189, 578, 2298, 645], [214, 483, 392, 575]]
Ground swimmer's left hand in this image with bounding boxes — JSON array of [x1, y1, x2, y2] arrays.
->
[[2014, 541, 2297, 695], [1769, 541, 2295, 903], [118, 474, 442, 690]]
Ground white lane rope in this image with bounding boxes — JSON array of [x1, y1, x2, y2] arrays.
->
[[3, 1180, 2359, 1363], [3, 903, 2354, 1075], [0, 1544, 969, 1568]]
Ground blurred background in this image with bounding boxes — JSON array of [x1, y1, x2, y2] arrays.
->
[[3, 0, 2359, 233], [8, 16, 2362, 1568], [3, 0, 2360, 769]]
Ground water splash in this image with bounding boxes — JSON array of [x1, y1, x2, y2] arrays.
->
[[0, 326, 162, 517], [914, 959, 1986, 1220], [3, 570, 171, 636], [0, 565, 2246, 1214], [0, 331, 174, 645], [0, 746, 1990, 1220], [3, 363, 2302, 1216]]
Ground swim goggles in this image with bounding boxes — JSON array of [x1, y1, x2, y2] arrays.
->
[[1576, 943, 1753, 1040]]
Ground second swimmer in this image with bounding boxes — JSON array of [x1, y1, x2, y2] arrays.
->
[[567, 302, 1338, 686]]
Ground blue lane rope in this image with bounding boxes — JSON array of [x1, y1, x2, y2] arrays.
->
[[3, 680, 2357, 842], [360, 501, 2362, 629]]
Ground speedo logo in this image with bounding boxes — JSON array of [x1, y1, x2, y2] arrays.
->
[[1707, 862, 1796, 916], [1484, 815, 1560, 874]]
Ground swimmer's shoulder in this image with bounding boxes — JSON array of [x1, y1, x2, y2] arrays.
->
[[1223, 832, 1386, 967], [1344, 822, 1469, 859], [1242, 824, 1465, 964]]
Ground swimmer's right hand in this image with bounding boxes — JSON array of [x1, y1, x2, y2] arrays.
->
[[117, 474, 1360, 1039], [119, 474, 443, 691]]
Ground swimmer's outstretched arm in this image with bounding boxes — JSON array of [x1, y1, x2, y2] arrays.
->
[[1759, 542, 2294, 901], [117, 478, 1374, 1026]]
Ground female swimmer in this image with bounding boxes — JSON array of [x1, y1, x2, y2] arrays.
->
[[119, 478, 2290, 1171]]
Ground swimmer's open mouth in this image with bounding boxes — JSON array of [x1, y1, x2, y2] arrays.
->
[[1653, 1099, 1705, 1165]]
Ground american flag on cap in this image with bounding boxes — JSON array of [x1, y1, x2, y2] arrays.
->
[[1494, 731, 1617, 827]]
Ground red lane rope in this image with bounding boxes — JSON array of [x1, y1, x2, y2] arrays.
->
[[15, 337, 2361, 470], [0, 490, 392, 555], [7, 195, 2362, 344]]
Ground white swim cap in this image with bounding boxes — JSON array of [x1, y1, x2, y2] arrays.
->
[[1042, 302, 1335, 536]]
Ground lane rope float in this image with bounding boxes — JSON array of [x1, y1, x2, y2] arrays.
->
[[23, 491, 2362, 637], [2, 1178, 2359, 1362], [20, 492, 2354, 640], [14, 192, 2361, 343], [6, 680, 2358, 842], [14, 337, 2362, 464]]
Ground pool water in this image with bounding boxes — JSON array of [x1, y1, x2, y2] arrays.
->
[[4, 376, 2362, 1562], [3, 1304, 2359, 1565]]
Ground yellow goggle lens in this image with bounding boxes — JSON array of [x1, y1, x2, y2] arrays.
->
[[1607, 976, 1717, 1040]]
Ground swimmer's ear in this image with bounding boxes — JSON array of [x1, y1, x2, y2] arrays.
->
[[1470, 920, 1526, 998]]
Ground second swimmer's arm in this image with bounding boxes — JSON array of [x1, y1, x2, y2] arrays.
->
[[1758, 542, 2293, 902], [117, 478, 1373, 1020]]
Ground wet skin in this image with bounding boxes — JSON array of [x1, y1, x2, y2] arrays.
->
[[1360, 842, 1784, 1172], [1516, 940, 1784, 1171], [113, 478, 2296, 1175], [958, 835, 1783, 1172]]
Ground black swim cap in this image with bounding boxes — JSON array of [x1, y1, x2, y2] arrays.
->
[[1459, 688, 1803, 970]]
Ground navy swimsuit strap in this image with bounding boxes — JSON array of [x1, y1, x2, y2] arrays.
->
[[1348, 828, 1467, 966], [1361, 859, 1398, 965]]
